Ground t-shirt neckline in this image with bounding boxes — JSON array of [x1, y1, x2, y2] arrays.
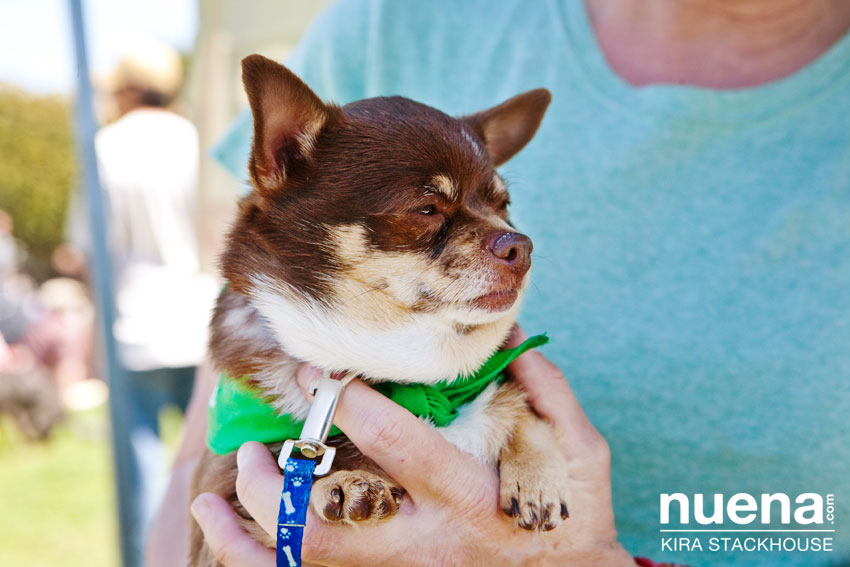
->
[[555, 0, 850, 123]]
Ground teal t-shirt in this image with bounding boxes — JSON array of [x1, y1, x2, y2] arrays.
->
[[212, 1, 850, 565]]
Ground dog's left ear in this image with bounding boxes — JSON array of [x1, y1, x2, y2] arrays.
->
[[242, 54, 331, 195], [462, 89, 552, 166]]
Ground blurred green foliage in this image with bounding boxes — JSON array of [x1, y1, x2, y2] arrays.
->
[[0, 406, 118, 567], [0, 88, 76, 281], [0, 403, 184, 567]]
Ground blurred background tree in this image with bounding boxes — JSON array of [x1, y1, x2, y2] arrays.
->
[[0, 87, 75, 281]]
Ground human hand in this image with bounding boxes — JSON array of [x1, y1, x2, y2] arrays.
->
[[191, 327, 635, 567]]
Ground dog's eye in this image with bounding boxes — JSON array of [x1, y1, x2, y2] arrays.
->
[[499, 199, 510, 210], [419, 205, 437, 216]]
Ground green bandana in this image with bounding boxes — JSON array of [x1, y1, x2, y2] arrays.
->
[[206, 334, 548, 455]]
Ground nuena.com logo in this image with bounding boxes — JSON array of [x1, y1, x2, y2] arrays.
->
[[659, 493, 836, 553]]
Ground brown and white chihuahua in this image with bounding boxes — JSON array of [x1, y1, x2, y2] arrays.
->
[[189, 54, 569, 565]]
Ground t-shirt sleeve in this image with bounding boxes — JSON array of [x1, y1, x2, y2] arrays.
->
[[210, 0, 373, 184]]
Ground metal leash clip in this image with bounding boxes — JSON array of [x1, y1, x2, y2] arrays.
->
[[278, 370, 352, 476]]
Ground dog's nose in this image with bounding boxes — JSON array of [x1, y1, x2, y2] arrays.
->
[[487, 231, 532, 272]]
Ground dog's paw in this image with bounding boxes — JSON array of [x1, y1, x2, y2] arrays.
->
[[311, 470, 404, 523], [499, 461, 570, 531]]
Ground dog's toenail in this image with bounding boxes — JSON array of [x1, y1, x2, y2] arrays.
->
[[391, 488, 404, 506], [560, 503, 569, 519], [511, 498, 519, 517]]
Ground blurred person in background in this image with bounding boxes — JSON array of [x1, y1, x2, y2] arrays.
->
[[2, 209, 99, 415], [67, 36, 218, 566], [0, 209, 65, 440], [0, 209, 40, 345], [0, 329, 64, 441], [24, 276, 94, 393]]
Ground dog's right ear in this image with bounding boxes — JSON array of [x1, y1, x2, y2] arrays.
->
[[242, 54, 329, 196]]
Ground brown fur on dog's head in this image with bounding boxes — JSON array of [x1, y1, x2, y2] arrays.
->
[[222, 55, 550, 382]]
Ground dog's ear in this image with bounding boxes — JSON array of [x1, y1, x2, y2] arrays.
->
[[242, 54, 330, 196], [462, 89, 551, 166]]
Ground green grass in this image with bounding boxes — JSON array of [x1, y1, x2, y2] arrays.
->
[[0, 404, 183, 567]]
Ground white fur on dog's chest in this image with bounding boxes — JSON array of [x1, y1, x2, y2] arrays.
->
[[231, 278, 518, 467], [432, 383, 503, 467]]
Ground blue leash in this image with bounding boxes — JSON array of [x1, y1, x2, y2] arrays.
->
[[276, 458, 317, 567], [276, 374, 349, 567]]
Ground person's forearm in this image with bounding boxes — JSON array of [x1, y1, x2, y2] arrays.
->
[[146, 360, 216, 567], [174, 360, 216, 465], [146, 459, 201, 567]]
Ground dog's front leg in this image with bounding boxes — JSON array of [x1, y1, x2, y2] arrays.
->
[[498, 390, 571, 531]]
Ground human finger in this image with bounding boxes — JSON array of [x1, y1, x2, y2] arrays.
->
[[300, 514, 414, 567], [295, 364, 495, 504], [234, 441, 392, 567], [505, 326, 607, 460], [233, 441, 285, 538], [190, 492, 275, 567]]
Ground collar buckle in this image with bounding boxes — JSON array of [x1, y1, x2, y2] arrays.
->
[[278, 370, 354, 476]]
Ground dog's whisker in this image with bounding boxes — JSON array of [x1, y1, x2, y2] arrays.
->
[[338, 285, 385, 306]]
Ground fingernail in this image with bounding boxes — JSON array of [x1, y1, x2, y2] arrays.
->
[[190, 494, 210, 522], [295, 364, 322, 396], [236, 442, 253, 469]]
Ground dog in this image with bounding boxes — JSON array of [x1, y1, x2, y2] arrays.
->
[[189, 54, 569, 566]]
